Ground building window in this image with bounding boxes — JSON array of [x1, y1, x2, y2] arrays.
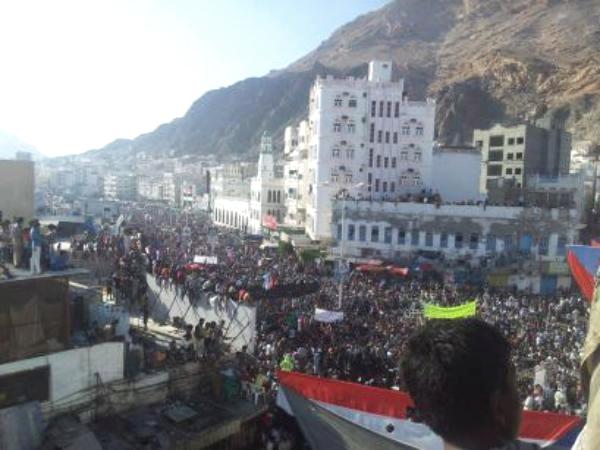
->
[[384, 157, 389, 168], [455, 233, 463, 249], [398, 229, 406, 245], [391, 157, 397, 168], [369, 148, 374, 167], [369, 123, 375, 143], [334, 98, 342, 107], [394, 101, 400, 118], [516, 152, 523, 160], [475, 140, 483, 148], [390, 181, 395, 192], [375, 178, 380, 192], [538, 236, 549, 256], [348, 224, 355, 241], [331, 173, 339, 182], [400, 174, 408, 184], [368, 173, 372, 191], [332, 147, 340, 157], [411, 230, 419, 246], [371, 101, 376, 117], [333, 122, 342, 132], [414, 152, 422, 161], [515, 168, 522, 175], [267, 190, 272, 202], [359, 225, 366, 242], [393, 132, 398, 144], [508, 138, 515, 145], [487, 165, 502, 176], [401, 126, 410, 135], [385, 131, 390, 143], [382, 181, 387, 192], [516, 137, 524, 144], [345, 173, 353, 183], [376, 155, 382, 168], [486, 234, 496, 252], [371, 226, 379, 242], [489, 150, 503, 161], [379, 101, 384, 117], [384, 227, 392, 244], [440, 233, 448, 248], [346, 148, 354, 158], [507, 153, 514, 160], [506, 168, 513, 175], [337, 224, 342, 240], [386, 101, 392, 117], [347, 122, 355, 133], [348, 99, 357, 108], [400, 151, 408, 160], [415, 127, 424, 136], [469, 233, 479, 250], [277, 191, 281, 203], [489, 135, 504, 147], [377, 130, 383, 143], [425, 232, 433, 247]]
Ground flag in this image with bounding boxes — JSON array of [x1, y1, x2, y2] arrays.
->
[[277, 371, 583, 450], [566, 245, 600, 302], [422, 300, 477, 319], [263, 271, 277, 290]]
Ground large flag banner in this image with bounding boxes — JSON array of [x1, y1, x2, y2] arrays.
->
[[566, 245, 600, 302], [314, 308, 344, 323], [422, 300, 477, 319], [277, 371, 582, 450]]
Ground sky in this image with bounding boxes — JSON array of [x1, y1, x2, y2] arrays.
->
[[0, 0, 389, 157]]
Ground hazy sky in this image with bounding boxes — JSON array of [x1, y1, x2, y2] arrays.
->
[[0, 0, 388, 156]]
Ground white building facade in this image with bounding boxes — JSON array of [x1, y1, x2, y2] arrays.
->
[[331, 200, 581, 262], [212, 133, 284, 235], [299, 61, 436, 241]]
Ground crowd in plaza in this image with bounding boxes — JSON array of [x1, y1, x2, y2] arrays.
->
[[4, 205, 587, 419], [85, 206, 588, 418]]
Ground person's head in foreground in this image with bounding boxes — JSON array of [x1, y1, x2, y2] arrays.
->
[[401, 318, 522, 450]]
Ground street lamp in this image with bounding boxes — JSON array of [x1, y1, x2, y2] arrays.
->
[[318, 181, 365, 309]]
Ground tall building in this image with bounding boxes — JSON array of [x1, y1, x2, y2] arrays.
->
[[249, 132, 285, 233], [301, 60, 436, 240], [103, 173, 137, 201], [474, 120, 572, 194], [0, 159, 34, 221]]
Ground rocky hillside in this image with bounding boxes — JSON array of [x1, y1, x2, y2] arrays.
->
[[85, 0, 600, 160]]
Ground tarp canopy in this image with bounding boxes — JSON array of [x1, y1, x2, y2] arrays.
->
[[422, 301, 477, 319]]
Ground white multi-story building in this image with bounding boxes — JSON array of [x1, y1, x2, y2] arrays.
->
[[283, 121, 311, 227], [213, 133, 284, 234], [297, 60, 435, 240], [103, 173, 137, 201], [249, 132, 285, 233]]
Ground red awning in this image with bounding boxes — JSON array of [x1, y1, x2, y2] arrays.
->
[[387, 266, 409, 276], [357, 264, 387, 273]]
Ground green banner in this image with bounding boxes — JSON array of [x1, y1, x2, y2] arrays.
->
[[423, 300, 477, 319]]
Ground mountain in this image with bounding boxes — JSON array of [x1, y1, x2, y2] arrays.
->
[[85, 0, 600, 160], [0, 130, 43, 160]]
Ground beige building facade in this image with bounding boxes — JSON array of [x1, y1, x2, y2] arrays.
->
[[0, 159, 35, 221]]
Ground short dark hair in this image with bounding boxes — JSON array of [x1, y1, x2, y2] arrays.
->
[[401, 319, 512, 445]]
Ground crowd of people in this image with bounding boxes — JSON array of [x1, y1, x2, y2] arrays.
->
[[85, 205, 589, 418]]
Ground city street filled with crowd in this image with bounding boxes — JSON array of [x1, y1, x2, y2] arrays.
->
[[67, 206, 590, 419]]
